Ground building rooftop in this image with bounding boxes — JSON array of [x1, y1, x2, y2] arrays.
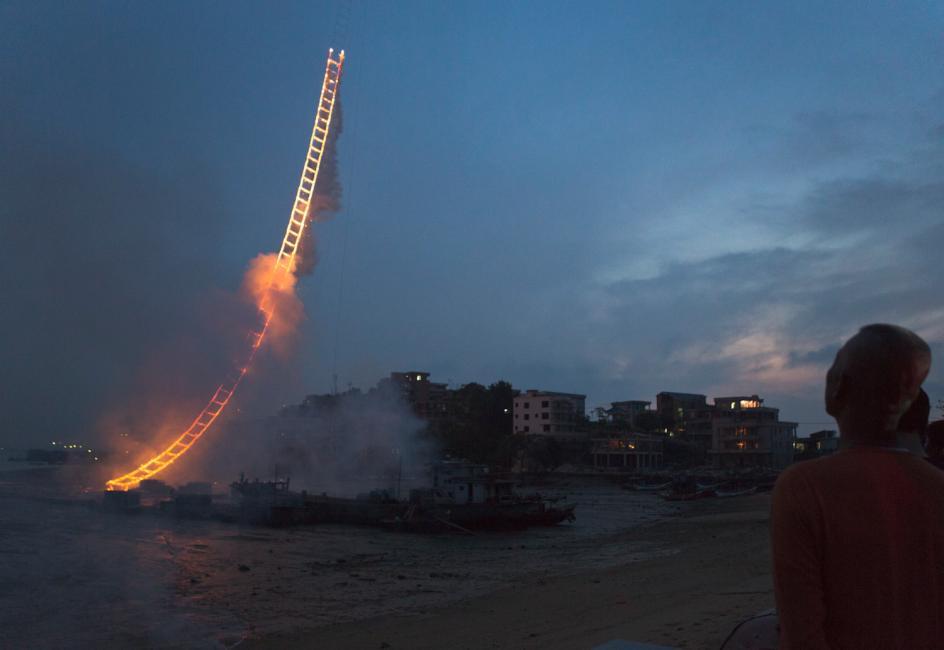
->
[[657, 391, 707, 399], [519, 389, 586, 399]]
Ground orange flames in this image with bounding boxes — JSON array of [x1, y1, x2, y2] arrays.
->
[[105, 49, 345, 491]]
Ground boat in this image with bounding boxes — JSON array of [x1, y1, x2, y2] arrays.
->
[[384, 461, 577, 532], [715, 485, 758, 498], [624, 480, 673, 492], [660, 488, 716, 501]]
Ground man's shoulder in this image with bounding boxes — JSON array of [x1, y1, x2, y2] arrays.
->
[[772, 455, 851, 503], [776, 455, 834, 484], [776, 451, 944, 493]]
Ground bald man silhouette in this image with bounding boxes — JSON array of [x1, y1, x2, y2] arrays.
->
[[771, 324, 943, 649]]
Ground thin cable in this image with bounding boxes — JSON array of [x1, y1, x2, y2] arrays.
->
[[330, 0, 366, 394]]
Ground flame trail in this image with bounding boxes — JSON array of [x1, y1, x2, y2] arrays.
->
[[106, 49, 345, 491]]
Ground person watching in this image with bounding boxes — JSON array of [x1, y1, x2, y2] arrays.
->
[[770, 324, 944, 649]]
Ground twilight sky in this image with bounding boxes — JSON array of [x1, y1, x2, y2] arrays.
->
[[2, 1, 942, 445]]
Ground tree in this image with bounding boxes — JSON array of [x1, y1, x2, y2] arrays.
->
[[432, 380, 517, 465]]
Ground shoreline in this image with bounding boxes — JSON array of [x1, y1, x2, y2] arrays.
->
[[246, 494, 774, 650]]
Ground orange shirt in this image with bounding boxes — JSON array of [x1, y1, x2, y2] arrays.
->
[[771, 447, 944, 649]]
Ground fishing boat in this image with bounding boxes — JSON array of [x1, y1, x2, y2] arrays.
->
[[696, 481, 722, 491], [624, 480, 673, 492], [715, 485, 758, 498], [384, 461, 577, 532], [660, 488, 716, 501]]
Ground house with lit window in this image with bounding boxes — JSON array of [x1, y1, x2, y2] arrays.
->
[[376, 371, 450, 421], [656, 391, 708, 433], [708, 395, 796, 469], [513, 389, 586, 437]]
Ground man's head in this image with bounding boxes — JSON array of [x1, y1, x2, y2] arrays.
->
[[825, 324, 931, 442]]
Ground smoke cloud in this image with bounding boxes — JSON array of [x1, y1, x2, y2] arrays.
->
[[295, 98, 343, 277], [190, 383, 437, 498]]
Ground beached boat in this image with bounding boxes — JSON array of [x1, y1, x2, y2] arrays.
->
[[715, 485, 758, 498], [384, 461, 577, 532], [696, 481, 722, 491], [660, 488, 716, 501], [388, 499, 576, 533], [624, 480, 673, 492]]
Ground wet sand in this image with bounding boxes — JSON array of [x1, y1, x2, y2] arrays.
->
[[0, 467, 772, 649], [249, 494, 774, 650]]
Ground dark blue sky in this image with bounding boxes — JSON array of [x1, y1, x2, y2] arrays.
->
[[2, 1, 942, 443]]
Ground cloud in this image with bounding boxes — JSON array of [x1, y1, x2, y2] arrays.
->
[[570, 114, 944, 429], [801, 176, 944, 236]]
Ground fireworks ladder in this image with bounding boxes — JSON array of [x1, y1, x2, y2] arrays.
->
[[106, 49, 346, 491], [275, 49, 345, 277]]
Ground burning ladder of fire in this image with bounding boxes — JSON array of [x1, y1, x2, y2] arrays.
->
[[275, 50, 344, 277], [106, 49, 345, 491]]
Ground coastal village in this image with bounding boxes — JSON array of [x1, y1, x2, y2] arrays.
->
[[275, 370, 825, 476], [20, 369, 828, 533]]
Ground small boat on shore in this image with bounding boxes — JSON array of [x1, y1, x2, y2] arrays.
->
[[715, 485, 758, 498], [624, 480, 673, 492], [660, 488, 716, 501], [385, 461, 577, 532], [696, 482, 722, 491]]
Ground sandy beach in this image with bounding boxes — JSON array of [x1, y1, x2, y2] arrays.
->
[[0, 468, 772, 649], [248, 493, 774, 650]]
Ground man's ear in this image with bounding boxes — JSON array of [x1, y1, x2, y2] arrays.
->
[[825, 371, 846, 417]]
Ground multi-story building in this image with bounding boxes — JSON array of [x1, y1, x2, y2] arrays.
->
[[794, 429, 839, 461], [709, 395, 796, 469], [590, 433, 663, 471], [656, 391, 708, 433], [377, 371, 450, 421], [679, 405, 715, 452], [607, 400, 652, 426], [513, 389, 586, 437]]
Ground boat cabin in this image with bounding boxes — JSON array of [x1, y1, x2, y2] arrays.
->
[[428, 461, 517, 505]]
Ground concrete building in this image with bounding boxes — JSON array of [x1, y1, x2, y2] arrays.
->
[[656, 391, 708, 432], [513, 389, 586, 436], [678, 405, 716, 452], [377, 371, 450, 421], [709, 395, 796, 469], [591, 434, 664, 471]]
